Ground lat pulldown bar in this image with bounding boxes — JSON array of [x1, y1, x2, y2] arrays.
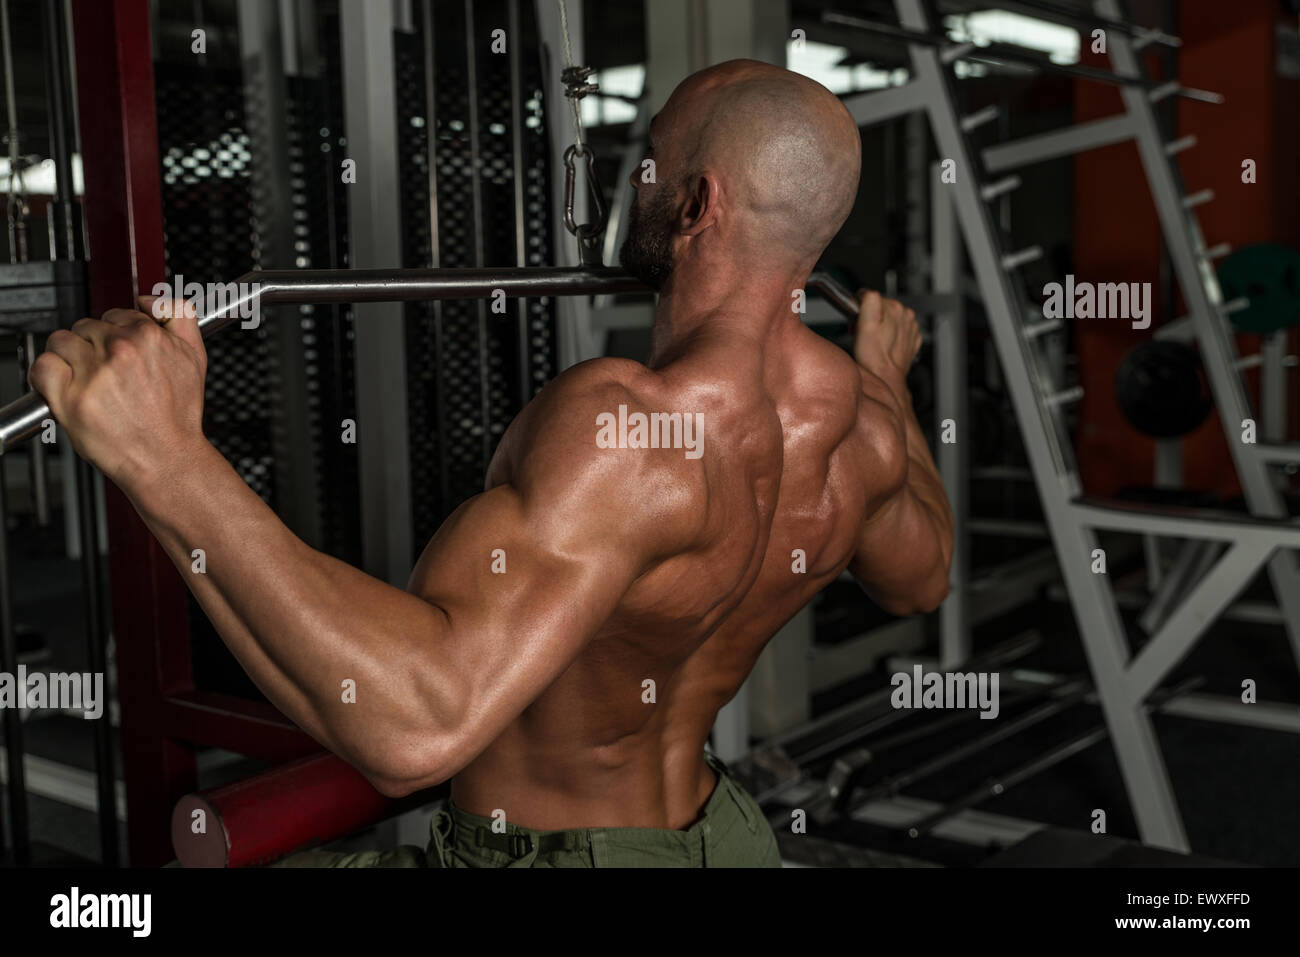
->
[[0, 266, 861, 454]]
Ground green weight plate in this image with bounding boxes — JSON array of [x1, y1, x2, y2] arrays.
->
[[1217, 243, 1300, 334]]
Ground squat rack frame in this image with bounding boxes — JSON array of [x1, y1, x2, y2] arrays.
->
[[832, 0, 1300, 852]]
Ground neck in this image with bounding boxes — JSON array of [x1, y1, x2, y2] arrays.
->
[[646, 252, 808, 367]]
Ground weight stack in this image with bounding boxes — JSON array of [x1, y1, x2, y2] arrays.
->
[[153, 6, 357, 697], [397, 0, 560, 549]]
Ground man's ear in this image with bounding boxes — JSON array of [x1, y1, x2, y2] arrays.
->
[[679, 172, 719, 237]]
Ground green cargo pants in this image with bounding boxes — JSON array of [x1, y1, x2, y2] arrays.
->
[[274, 752, 781, 868]]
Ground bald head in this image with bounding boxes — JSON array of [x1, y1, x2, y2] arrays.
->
[[676, 61, 859, 258], [623, 60, 861, 286]]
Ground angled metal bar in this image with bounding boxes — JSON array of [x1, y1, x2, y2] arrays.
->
[[1071, 499, 1300, 547], [1252, 444, 1300, 464], [1127, 541, 1274, 701], [842, 81, 926, 128], [983, 114, 1133, 173], [1159, 694, 1300, 733], [1138, 538, 1221, 635]]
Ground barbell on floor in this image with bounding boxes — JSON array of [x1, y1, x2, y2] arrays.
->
[[0, 266, 863, 454]]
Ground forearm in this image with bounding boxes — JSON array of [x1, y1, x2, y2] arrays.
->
[[851, 376, 954, 613], [121, 440, 452, 784]]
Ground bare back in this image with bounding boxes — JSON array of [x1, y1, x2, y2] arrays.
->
[[441, 317, 905, 830]]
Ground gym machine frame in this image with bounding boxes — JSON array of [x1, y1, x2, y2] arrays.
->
[[0, 0, 863, 868]]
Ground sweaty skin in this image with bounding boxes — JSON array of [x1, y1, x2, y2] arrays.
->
[[30, 60, 952, 832]]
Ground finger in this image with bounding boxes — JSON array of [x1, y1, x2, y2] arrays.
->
[[857, 289, 883, 326], [137, 294, 197, 325], [44, 328, 93, 367], [71, 316, 109, 346], [101, 307, 150, 327], [139, 295, 206, 366], [28, 345, 74, 409]]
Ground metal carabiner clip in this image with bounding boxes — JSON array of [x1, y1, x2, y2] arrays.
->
[[563, 144, 608, 266]]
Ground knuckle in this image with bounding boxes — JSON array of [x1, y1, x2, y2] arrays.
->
[[29, 353, 66, 394], [105, 332, 138, 358], [30, 351, 56, 377]]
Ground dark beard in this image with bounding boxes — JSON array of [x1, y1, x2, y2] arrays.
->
[[618, 188, 676, 292]]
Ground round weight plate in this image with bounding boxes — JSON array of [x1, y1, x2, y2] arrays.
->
[[1217, 243, 1300, 334], [1114, 340, 1213, 438]]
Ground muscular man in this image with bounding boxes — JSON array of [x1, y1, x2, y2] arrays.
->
[[31, 60, 952, 868]]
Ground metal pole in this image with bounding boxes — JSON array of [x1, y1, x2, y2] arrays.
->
[[42, 0, 78, 261], [43, 0, 118, 867], [340, 0, 414, 583], [238, 0, 323, 550], [19, 333, 48, 526], [0, 453, 28, 864], [0, 0, 26, 265], [419, 0, 450, 516], [463, 0, 492, 471], [75, 452, 118, 865], [508, 0, 530, 404], [932, 179, 968, 669]]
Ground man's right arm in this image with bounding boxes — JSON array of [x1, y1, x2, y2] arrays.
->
[[846, 291, 954, 616]]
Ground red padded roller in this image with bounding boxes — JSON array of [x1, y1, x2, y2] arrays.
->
[[171, 753, 394, 868]]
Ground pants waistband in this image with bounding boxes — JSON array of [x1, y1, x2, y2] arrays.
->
[[428, 750, 751, 867]]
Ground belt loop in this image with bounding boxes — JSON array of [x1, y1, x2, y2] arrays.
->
[[506, 830, 541, 868], [508, 833, 533, 858]]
